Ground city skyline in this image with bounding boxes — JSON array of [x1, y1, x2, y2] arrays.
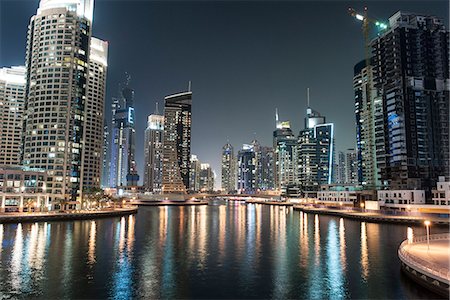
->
[[1, 1, 448, 188]]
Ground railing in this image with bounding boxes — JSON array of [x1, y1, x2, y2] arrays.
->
[[398, 233, 450, 283]]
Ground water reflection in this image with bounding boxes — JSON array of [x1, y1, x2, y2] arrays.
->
[[339, 218, 346, 269], [407, 227, 414, 244], [87, 221, 96, 266], [327, 220, 344, 299], [360, 222, 369, 280], [314, 214, 320, 265], [10, 223, 23, 292]]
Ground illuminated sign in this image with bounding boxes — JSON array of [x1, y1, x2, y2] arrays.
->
[[128, 107, 135, 124]]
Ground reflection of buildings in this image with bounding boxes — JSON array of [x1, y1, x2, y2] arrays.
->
[[162, 89, 192, 194], [221, 143, 236, 193], [297, 104, 334, 192], [144, 104, 164, 193], [109, 74, 139, 187], [22, 0, 107, 204], [0, 66, 26, 166]]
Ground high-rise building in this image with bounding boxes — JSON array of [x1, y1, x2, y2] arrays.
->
[[336, 151, 346, 184], [354, 59, 384, 188], [344, 148, 358, 184], [273, 109, 297, 190], [199, 163, 214, 192], [237, 144, 257, 193], [189, 154, 200, 192], [0, 66, 26, 165], [260, 146, 274, 190], [109, 74, 139, 188], [81, 37, 108, 190], [372, 11, 449, 192], [297, 105, 334, 191], [162, 89, 192, 194], [143, 104, 164, 193], [23, 0, 104, 205], [221, 143, 236, 193], [101, 119, 109, 188]]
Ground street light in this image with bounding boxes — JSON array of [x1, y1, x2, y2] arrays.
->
[[424, 220, 431, 250]]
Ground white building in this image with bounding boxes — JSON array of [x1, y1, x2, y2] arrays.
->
[[0, 66, 26, 165], [432, 176, 450, 205], [377, 190, 426, 205], [23, 0, 106, 207], [144, 105, 164, 193]]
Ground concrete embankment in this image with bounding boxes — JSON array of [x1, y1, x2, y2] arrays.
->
[[245, 199, 293, 206], [398, 233, 450, 297], [132, 200, 208, 206], [0, 207, 137, 224], [294, 205, 449, 226]]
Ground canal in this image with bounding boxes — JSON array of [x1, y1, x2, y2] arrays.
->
[[0, 200, 446, 299]]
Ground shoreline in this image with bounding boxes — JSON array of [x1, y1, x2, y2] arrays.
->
[[294, 205, 449, 226], [245, 199, 293, 206], [132, 200, 208, 206], [0, 207, 138, 224]]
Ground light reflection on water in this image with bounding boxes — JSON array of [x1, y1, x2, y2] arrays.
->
[[0, 202, 444, 299]]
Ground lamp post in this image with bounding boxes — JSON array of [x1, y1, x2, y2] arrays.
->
[[424, 220, 431, 250]]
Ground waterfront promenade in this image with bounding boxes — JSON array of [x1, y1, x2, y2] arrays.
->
[[293, 205, 449, 225], [0, 207, 137, 223], [398, 233, 450, 297]]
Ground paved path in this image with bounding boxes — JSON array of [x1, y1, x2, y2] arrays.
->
[[403, 240, 450, 272], [294, 205, 449, 225]]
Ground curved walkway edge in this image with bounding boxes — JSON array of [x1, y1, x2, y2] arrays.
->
[[293, 205, 449, 226], [398, 234, 450, 297], [0, 207, 138, 224]]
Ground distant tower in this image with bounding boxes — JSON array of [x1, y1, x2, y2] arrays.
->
[[162, 87, 192, 194], [109, 73, 139, 187], [221, 143, 236, 193], [0, 66, 26, 165], [297, 90, 334, 191], [144, 103, 164, 193]]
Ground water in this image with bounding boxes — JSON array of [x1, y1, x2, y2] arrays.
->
[[0, 200, 445, 299]]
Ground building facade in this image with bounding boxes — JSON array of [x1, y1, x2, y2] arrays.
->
[[189, 154, 200, 192], [23, 0, 104, 204], [82, 37, 108, 190], [109, 74, 139, 187], [297, 106, 334, 192], [199, 163, 214, 192], [221, 143, 236, 193], [237, 144, 257, 193], [372, 11, 449, 192], [273, 110, 297, 191], [162, 90, 192, 194], [143, 106, 164, 193], [0, 66, 26, 165]]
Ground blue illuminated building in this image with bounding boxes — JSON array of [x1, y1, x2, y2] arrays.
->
[[109, 73, 140, 187]]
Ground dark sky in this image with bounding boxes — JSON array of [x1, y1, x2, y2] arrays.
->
[[1, 0, 448, 188]]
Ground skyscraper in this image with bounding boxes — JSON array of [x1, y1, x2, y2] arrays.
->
[[143, 104, 164, 193], [336, 151, 346, 184], [109, 74, 139, 188], [237, 144, 257, 193], [344, 148, 358, 184], [189, 154, 201, 192], [23, 0, 103, 205], [221, 143, 236, 193], [372, 11, 449, 192], [199, 163, 214, 192], [82, 37, 108, 190], [354, 59, 384, 188], [273, 109, 297, 190], [260, 146, 274, 190], [101, 119, 109, 188], [297, 103, 334, 192], [162, 89, 192, 194], [0, 66, 26, 165]]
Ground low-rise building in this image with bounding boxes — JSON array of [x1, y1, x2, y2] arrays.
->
[[0, 165, 54, 212], [377, 190, 426, 205], [432, 176, 450, 206], [317, 184, 376, 206]]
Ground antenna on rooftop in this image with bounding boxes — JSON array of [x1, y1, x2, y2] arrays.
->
[[307, 88, 310, 108], [188, 81, 192, 92]]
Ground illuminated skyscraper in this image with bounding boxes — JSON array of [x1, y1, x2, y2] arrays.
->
[[189, 154, 200, 192], [144, 104, 164, 193], [237, 144, 257, 193], [162, 88, 192, 194], [0, 66, 26, 165], [199, 163, 214, 192], [297, 98, 334, 191], [372, 11, 449, 192], [23, 0, 105, 206], [221, 143, 236, 193], [273, 109, 297, 190], [109, 74, 139, 187]]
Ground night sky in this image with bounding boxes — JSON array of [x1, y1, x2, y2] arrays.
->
[[1, 0, 448, 188]]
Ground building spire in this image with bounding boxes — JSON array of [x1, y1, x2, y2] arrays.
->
[[275, 108, 279, 123], [188, 81, 192, 92], [155, 102, 159, 115], [307, 87, 310, 108]]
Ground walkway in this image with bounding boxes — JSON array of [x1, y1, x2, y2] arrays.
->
[[398, 233, 450, 297], [294, 205, 449, 226]]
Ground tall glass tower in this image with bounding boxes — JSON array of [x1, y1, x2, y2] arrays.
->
[[144, 104, 164, 193], [109, 74, 139, 187]]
